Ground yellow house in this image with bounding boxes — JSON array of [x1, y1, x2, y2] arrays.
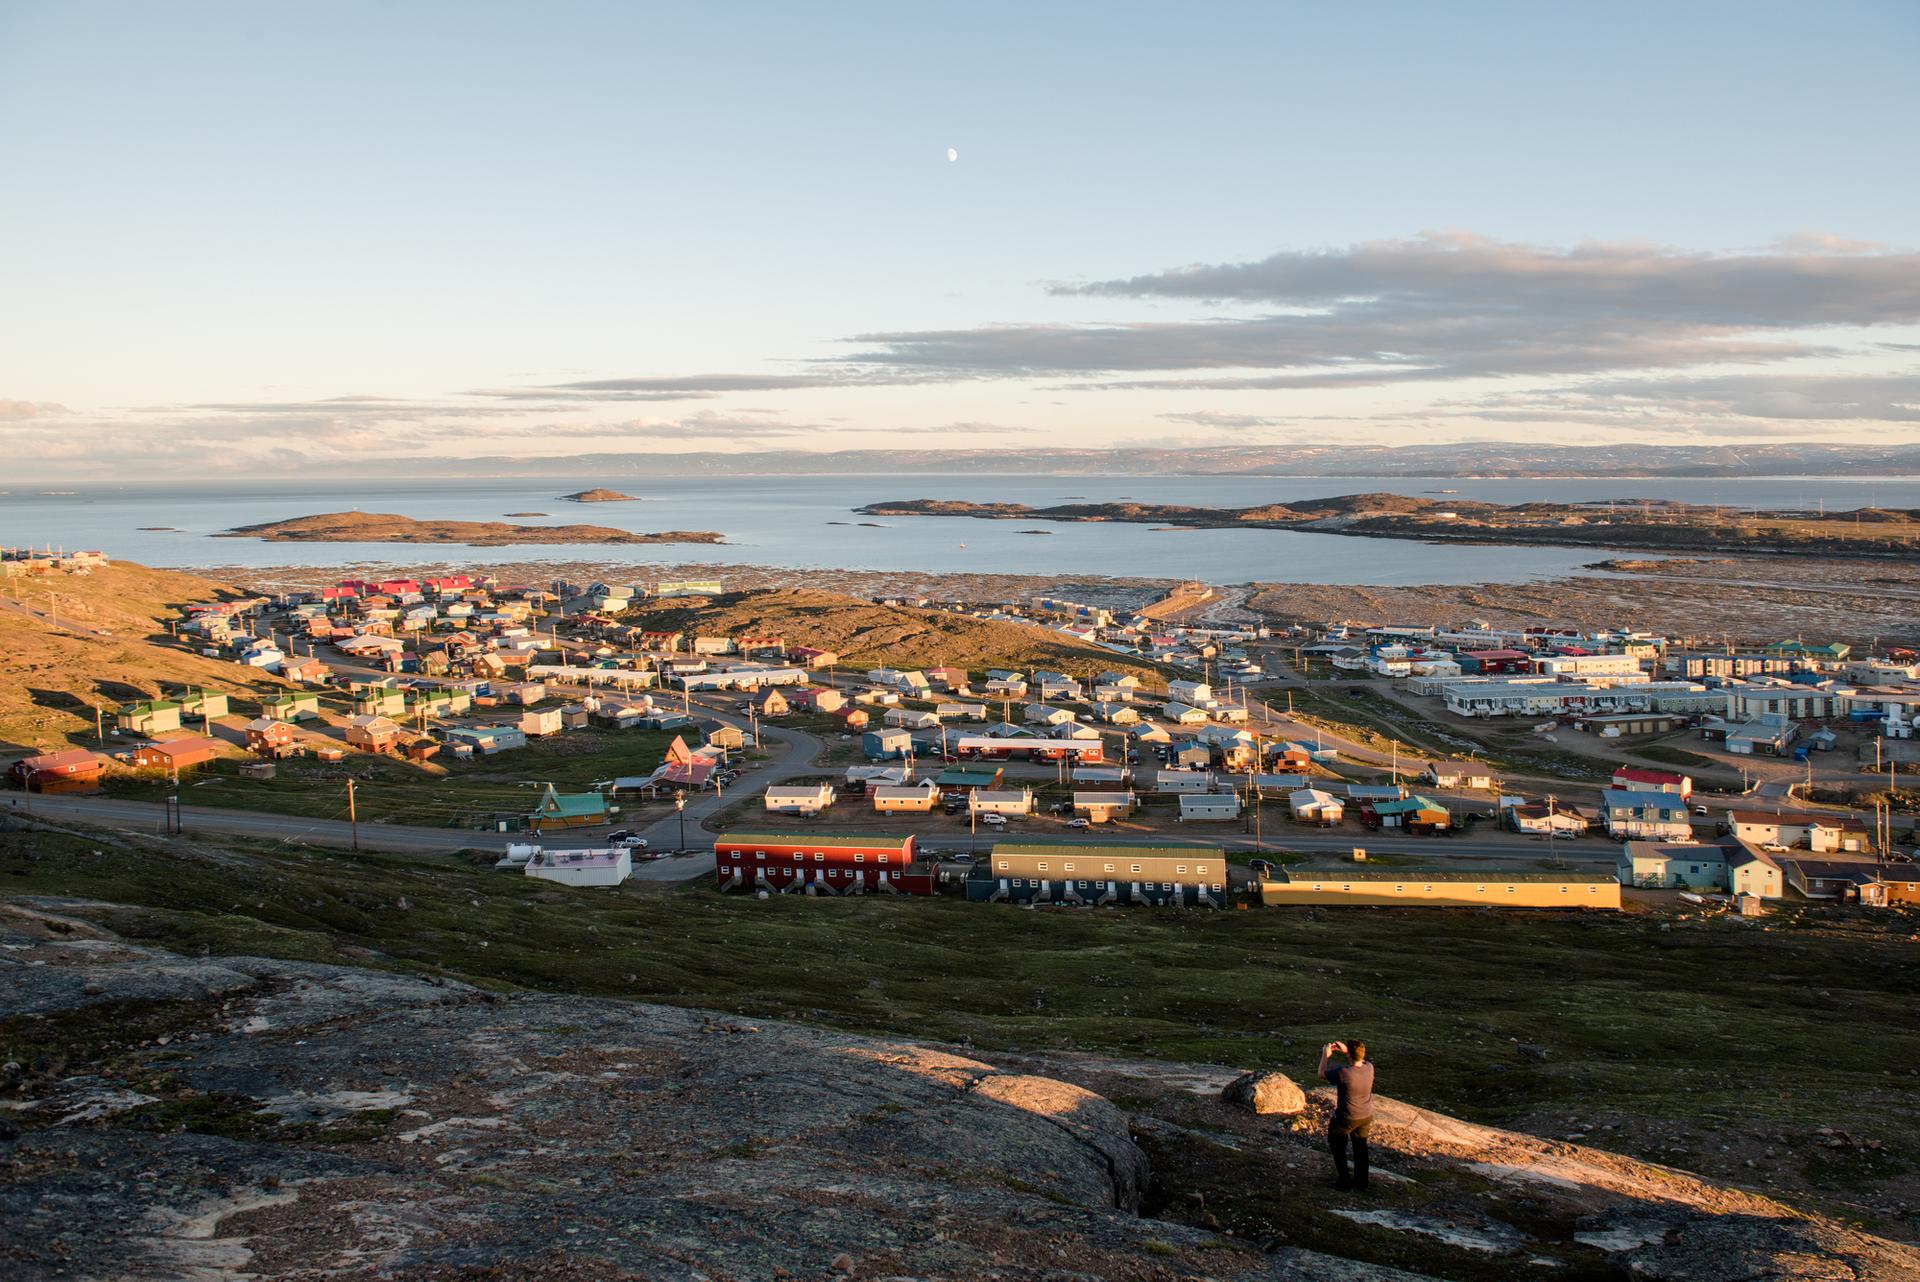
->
[[1260, 866, 1620, 910]]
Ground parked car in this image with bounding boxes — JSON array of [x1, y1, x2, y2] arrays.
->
[[981, 813, 1007, 827], [1065, 818, 1089, 829], [1248, 858, 1276, 879], [606, 831, 649, 850]]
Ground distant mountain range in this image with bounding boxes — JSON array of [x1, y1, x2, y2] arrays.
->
[[416, 441, 1920, 478]]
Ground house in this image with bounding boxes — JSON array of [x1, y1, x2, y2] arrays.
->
[[712, 831, 934, 895], [885, 708, 941, 731], [1262, 867, 1620, 910], [1729, 810, 1873, 854], [1862, 865, 1920, 908], [1289, 788, 1344, 826], [346, 715, 405, 752], [862, 728, 913, 760], [1024, 703, 1074, 726], [244, 717, 297, 758], [935, 766, 1003, 793], [926, 667, 970, 692], [934, 702, 987, 721], [1155, 769, 1213, 793], [1360, 795, 1451, 833], [1781, 855, 1882, 900], [1724, 841, 1785, 899], [791, 687, 847, 713], [518, 708, 565, 737], [260, 692, 321, 722], [750, 688, 790, 718], [1611, 766, 1691, 799], [416, 689, 473, 719], [1167, 680, 1213, 706], [789, 647, 840, 669], [1506, 800, 1591, 837], [116, 700, 182, 736], [9, 747, 107, 793], [967, 840, 1227, 908], [706, 725, 746, 751], [764, 783, 837, 816], [1425, 760, 1494, 791], [1723, 716, 1796, 756], [830, 707, 871, 731], [1162, 703, 1210, 726], [1602, 790, 1694, 841], [525, 848, 630, 888], [1093, 701, 1140, 725], [969, 788, 1034, 816], [872, 781, 939, 813], [529, 783, 610, 830], [1072, 791, 1136, 823], [278, 656, 331, 685], [1178, 792, 1242, 822], [1619, 840, 1727, 890], [355, 687, 408, 718], [178, 690, 230, 721], [443, 725, 526, 755], [131, 736, 221, 774]]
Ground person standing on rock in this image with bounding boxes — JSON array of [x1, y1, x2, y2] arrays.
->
[[1318, 1039, 1373, 1191]]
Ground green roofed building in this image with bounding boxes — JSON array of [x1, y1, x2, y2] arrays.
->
[[116, 699, 182, 736], [529, 783, 609, 829], [935, 766, 1004, 792]]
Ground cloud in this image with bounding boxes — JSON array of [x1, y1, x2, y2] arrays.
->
[[0, 399, 72, 420], [1157, 411, 1289, 430], [1443, 372, 1920, 433], [836, 232, 1918, 388], [476, 369, 953, 404]]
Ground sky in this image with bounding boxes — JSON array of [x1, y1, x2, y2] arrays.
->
[[2, 0, 1918, 475]]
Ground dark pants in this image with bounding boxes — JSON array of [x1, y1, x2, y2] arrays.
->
[[1329, 1116, 1372, 1188]]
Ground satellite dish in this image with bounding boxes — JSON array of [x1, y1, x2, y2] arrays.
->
[[946, 147, 958, 162]]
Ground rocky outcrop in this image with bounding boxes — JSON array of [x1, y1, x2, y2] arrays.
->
[[1222, 1070, 1307, 1116]]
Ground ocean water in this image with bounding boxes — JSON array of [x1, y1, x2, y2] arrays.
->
[[4, 474, 1913, 586]]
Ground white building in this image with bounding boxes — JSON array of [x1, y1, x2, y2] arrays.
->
[[1178, 792, 1242, 822], [970, 789, 1035, 816], [524, 848, 630, 887], [764, 783, 836, 815]]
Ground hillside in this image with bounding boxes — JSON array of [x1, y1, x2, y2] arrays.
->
[[860, 495, 1920, 559], [220, 512, 720, 546], [6, 829, 1920, 1280], [624, 587, 1162, 679], [0, 561, 290, 755]]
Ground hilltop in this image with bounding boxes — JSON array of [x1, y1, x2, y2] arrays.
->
[[5, 828, 1920, 1280], [220, 512, 722, 546], [0, 560, 289, 754], [623, 587, 1159, 678]]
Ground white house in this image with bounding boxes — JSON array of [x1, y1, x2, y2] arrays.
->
[[518, 708, 565, 737], [1167, 679, 1214, 707], [1603, 790, 1695, 841], [1179, 792, 1242, 822], [1025, 703, 1075, 726], [970, 788, 1035, 816], [764, 783, 836, 816], [1162, 702, 1210, 726], [1289, 788, 1344, 825]]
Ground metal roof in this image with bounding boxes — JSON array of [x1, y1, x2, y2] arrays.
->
[[1277, 866, 1616, 885]]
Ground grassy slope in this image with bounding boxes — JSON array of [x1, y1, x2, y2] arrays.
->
[[624, 588, 1161, 680], [0, 562, 291, 755], [7, 828, 1917, 1227]]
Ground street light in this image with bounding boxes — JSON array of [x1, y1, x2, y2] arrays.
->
[[674, 789, 687, 853]]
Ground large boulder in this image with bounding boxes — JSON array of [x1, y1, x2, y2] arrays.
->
[[1223, 1069, 1308, 1115]]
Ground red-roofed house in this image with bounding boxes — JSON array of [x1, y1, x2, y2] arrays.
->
[[132, 737, 221, 774], [1611, 766, 1692, 799]]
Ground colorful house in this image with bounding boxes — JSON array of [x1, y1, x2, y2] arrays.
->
[[261, 692, 322, 722], [9, 748, 107, 793], [244, 717, 297, 758], [529, 783, 610, 830], [131, 736, 221, 774], [116, 700, 182, 736]]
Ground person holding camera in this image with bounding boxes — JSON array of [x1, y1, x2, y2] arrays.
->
[[1318, 1038, 1374, 1191]]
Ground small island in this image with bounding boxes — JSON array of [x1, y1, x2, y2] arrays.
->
[[560, 488, 639, 503], [220, 512, 723, 547], [502, 510, 549, 517]]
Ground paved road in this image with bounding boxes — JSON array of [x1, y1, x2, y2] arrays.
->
[[11, 793, 516, 854]]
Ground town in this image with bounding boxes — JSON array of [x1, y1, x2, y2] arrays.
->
[[9, 546, 1915, 916]]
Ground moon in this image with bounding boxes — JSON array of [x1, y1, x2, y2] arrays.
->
[[946, 147, 958, 162]]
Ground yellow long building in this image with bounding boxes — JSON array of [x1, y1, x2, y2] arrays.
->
[[1259, 866, 1620, 910]]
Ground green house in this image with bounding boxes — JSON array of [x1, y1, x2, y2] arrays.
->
[[178, 689, 231, 720], [261, 692, 322, 722], [116, 699, 182, 735], [529, 783, 609, 829], [355, 688, 409, 718]]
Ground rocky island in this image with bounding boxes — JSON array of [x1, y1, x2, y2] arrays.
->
[[560, 487, 639, 502], [858, 494, 1920, 558], [219, 512, 722, 546]]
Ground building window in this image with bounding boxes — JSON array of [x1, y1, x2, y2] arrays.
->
[[1064, 863, 1075, 873], [1131, 864, 1142, 874], [793, 853, 803, 862], [1197, 866, 1208, 875], [1103, 863, 1114, 872], [1177, 865, 1187, 875], [815, 853, 825, 862], [1036, 862, 1048, 871], [877, 853, 888, 863], [854, 853, 864, 863], [755, 851, 765, 861]]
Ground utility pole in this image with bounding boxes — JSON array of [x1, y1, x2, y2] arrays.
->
[[94, 704, 104, 743], [347, 778, 359, 851]]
